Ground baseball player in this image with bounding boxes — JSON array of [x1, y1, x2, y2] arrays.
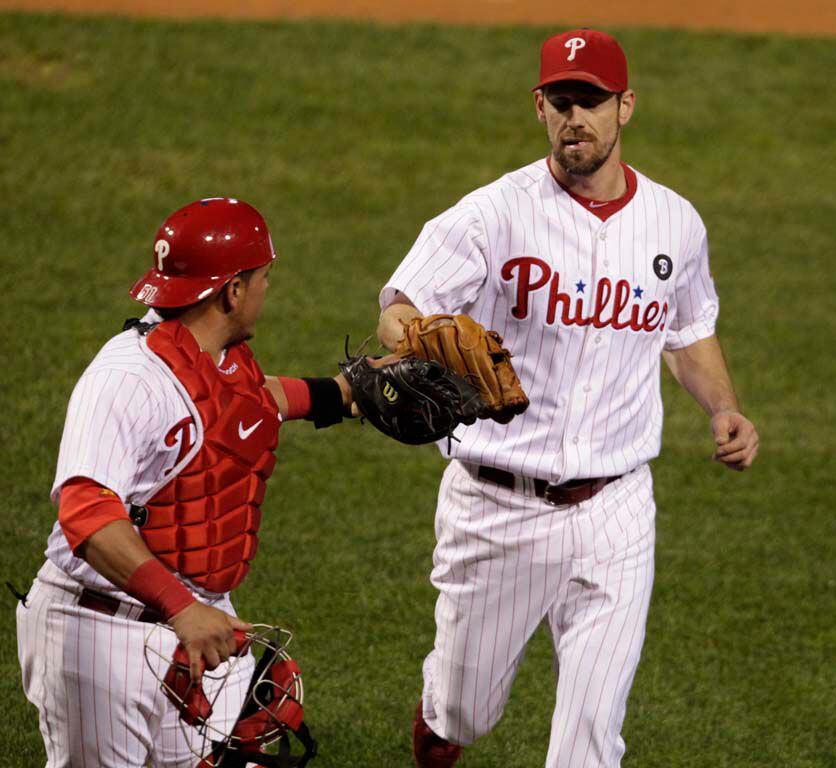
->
[[377, 29, 759, 768], [15, 197, 358, 767]]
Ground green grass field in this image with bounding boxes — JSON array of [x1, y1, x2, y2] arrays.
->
[[1, 12, 835, 767]]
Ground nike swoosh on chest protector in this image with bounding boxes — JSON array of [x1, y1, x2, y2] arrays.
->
[[238, 419, 264, 440]]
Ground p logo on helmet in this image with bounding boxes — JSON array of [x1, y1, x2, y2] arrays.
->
[[154, 239, 170, 271], [564, 37, 586, 61]]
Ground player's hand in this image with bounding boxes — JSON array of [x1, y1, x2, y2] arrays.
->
[[369, 353, 401, 368], [169, 601, 252, 680], [711, 410, 759, 471]]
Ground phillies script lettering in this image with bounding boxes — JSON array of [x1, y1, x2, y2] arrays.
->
[[501, 257, 668, 332]]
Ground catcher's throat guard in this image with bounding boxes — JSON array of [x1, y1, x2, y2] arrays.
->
[[146, 625, 317, 768]]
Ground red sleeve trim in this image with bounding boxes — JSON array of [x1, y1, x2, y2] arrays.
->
[[277, 377, 312, 421], [58, 477, 129, 554]]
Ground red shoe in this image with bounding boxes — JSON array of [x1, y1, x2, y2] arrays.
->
[[413, 701, 463, 768]]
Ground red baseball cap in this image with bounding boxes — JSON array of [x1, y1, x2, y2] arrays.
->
[[533, 29, 628, 93], [129, 197, 276, 308]]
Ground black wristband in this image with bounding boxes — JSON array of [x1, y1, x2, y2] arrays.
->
[[301, 377, 345, 429]]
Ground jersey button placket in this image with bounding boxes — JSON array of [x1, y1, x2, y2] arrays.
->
[[555, 227, 602, 481]]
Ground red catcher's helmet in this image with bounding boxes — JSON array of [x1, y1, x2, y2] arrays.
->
[[129, 197, 277, 308]]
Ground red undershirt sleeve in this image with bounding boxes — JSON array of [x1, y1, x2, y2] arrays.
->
[[277, 377, 313, 421], [58, 476, 131, 554]]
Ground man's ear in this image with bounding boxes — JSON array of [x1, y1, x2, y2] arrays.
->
[[618, 89, 636, 128], [535, 90, 546, 124], [220, 276, 245, 314]]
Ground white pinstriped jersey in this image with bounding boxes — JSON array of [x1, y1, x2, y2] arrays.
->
[[45, 309, 280, 599], [381, 159, 718, 483]]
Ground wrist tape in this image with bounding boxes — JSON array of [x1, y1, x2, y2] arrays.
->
[[124, 559, 196, 621], [301, 377, 344, 429]]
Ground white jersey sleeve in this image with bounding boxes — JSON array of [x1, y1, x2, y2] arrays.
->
[[380, 202, 489, 314], [45, 316, 203, 597], [51, 368, 160, 504], [663, 212, 719, 350]]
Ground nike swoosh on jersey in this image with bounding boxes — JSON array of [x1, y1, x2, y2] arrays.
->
[[238, 419, 264, 440], [589, 201, 609, 208]]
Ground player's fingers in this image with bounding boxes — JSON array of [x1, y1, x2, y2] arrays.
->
[[216, 640, 231, 663], [712, 414, 732, 445], [203, 647, 221, 672], [732, 421, 755, 441], [715, 447, 752, 466], [187, 648, 204, 682], [369, 353, 400, 368], [229, 616, 253, 631], [225, 633, 239, 656], [740, 441, 760, 468], [713, 434, 748, 457]]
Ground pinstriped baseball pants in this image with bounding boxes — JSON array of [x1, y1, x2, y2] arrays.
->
[[17, 560, 255, 768], [420, 460, 656, 767]]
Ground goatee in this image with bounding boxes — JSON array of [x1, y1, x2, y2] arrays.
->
[[554, 126, 620, 177]]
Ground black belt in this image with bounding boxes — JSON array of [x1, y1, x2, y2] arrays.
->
[[79, 588, 162, 624], [477, 465, 621, 506]]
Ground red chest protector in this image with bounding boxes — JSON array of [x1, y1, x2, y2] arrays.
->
[[139, 321, 279, 594]]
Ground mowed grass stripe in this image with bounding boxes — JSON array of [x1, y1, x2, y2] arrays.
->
[[1, 14, 834, 767]]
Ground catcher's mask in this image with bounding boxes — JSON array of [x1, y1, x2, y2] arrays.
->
[[145, 624, 317, 767]]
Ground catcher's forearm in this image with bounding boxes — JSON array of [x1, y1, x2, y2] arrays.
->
[[79, 518, 158, 589], [378, 301, 422, 351], [80, 519, 196, 619], [662, 335, 739, 416]]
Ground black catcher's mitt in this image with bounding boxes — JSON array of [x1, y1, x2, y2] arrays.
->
[[339, 354, 485, 446]]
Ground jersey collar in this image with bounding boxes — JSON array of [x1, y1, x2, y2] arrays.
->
[[547, 157, 638, 222]]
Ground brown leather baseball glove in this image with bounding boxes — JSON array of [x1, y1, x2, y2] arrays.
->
[[395, 314, 529, 424]]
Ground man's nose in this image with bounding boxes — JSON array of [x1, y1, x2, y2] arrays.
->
[[565, 105, 587, 128]]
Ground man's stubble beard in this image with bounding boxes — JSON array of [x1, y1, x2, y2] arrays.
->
[[553, 123, 621, 177], [227, 326, 255, 347]]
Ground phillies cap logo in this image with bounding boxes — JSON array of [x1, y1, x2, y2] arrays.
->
[[564, 37, 586, 61]]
